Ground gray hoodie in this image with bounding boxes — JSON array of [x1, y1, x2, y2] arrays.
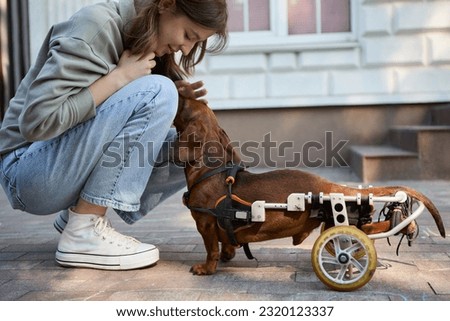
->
[[0, 0, 135, 155]]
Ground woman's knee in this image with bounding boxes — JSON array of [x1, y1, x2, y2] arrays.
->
[[138, 75, 178, 120], [155, 75, 179, 119]]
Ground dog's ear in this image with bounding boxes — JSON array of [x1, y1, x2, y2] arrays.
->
[[174, 97, 202, 132], [173, 121, 205, 163]]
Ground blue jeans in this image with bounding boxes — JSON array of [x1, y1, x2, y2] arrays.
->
[[0, 75, 186, 224]]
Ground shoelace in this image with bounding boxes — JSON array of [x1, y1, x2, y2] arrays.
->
[[93, 216, 140, 249]]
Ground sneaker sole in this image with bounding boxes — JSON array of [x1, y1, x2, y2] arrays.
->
[[55, 247, 159, 271]]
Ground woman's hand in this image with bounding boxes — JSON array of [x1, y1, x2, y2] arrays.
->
[[89, 50, 156, 107], [175, 80, 208, 104], [114, 50, 157, 85]]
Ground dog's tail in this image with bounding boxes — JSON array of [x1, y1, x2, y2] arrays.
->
[[359, 186, 446, 238]]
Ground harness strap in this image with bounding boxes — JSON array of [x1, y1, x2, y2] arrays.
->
[[188, 204, 254, 260], [226, 164, 243, 186], [183, 165, 231, 205], [183, 163, 257, 259], [183, 163, 245, 206], [243, 243, 256, 261]]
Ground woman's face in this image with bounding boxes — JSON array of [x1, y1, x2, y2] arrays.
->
[[156, 8, 216, 57]]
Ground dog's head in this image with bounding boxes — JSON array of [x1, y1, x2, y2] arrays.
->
[[174, 97, 239, 167]]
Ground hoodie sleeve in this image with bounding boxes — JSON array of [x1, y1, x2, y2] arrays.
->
[[18, 36, 110, 142]]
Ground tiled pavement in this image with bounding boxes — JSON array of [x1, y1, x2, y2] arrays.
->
[[0, 168, 449, 301]]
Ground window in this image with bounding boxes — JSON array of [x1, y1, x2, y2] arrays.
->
[[288, 0, 351, 35], [226, 0, 356, 52], [227, 0, 271, 32]]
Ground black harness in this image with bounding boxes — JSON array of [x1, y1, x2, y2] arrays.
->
[[183, 163, 256, 259]]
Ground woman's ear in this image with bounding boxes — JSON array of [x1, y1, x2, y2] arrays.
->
[[158, 0, 176, 13]]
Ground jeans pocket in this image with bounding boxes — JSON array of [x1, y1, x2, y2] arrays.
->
[[0, 170, 26, 211], [0, 158, 9, 196], [6, 184, 26, 211], [0, 150, 27, 211]]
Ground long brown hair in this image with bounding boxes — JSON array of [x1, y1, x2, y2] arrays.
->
[[125, 0, 228, 81]]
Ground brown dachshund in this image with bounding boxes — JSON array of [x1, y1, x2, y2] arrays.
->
[[173, 98, 446, 276]]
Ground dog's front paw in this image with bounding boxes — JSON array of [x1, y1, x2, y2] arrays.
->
[[190, 263, 216, 275]]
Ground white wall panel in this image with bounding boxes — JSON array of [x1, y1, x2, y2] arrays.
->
[[28, 0, 450, 109]]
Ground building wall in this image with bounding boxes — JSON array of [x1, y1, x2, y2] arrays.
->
[[27, 0, 450, 169], [192, 0, 450, 110], [194, 0, 450, 169], [214, 103, 438, 169], [28, 0, 110, 63], [28, 0, 450, 110]]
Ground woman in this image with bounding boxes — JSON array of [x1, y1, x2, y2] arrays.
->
[[0, 0, 228, 270]]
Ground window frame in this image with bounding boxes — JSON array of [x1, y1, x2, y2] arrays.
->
[[225, 0, 359, 53]]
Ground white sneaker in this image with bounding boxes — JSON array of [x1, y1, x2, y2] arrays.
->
[[55, 210, 159, 270], [53, 210, 112, 233]]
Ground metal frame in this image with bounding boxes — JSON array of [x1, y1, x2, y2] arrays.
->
[[250, 191, 424, 240]]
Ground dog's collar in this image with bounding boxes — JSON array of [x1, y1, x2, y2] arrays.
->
[[183, 162, 246, 208]]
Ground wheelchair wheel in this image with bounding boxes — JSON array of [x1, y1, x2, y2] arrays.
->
[[320, 223, 369, 260], [312, 226, 377, 292]]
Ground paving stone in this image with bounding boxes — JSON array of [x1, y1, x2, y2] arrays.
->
[[0, 170, 449, 301]]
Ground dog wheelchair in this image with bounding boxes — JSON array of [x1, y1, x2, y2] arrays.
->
[[249, 189, 423, 291]]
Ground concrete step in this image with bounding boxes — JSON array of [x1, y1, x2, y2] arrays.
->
[[350, 145, 420, 183], [389, 125, 450, 152], [431, 105, 450, 125], [389, 125, 450, 179]]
